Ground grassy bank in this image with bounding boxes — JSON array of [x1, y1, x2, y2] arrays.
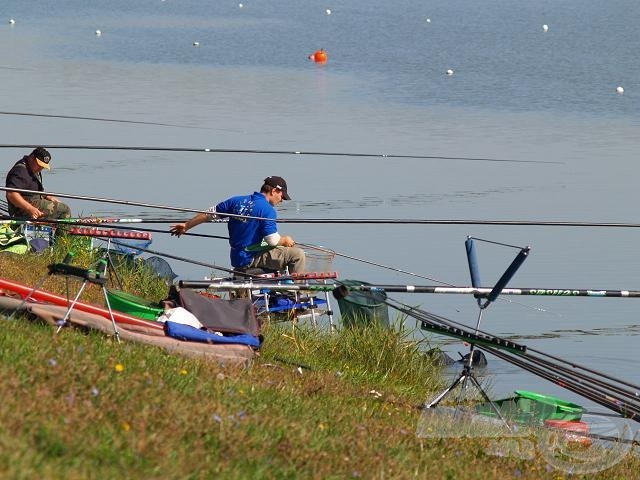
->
[[0, 247, 638, 479]]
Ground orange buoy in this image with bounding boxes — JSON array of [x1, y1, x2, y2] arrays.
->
[[308, 49, 328, 64]]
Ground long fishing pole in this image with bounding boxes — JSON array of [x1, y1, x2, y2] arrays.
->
[[480, 345, 640, 421], [0, 216, 229, 240], [284, 219, 640, 227], [0, 186, 211, 216], [400, 292, 640, 401], [106, 239, 250, 278], [331, 282, 640, 298], [7, 187, 640, 229], [483, 345, 640, 420], [0, 144, 560, 165], [381, 295, 640, 395], [388, 297, 640, 419], [0, 111, 201, 129]]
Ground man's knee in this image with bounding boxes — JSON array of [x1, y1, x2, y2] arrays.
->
[[288, 246, 306, 273], [34, 199, 71, 219], [55, 202, 71, 219]]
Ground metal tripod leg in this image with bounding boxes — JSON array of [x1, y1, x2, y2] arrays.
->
[[425, 371, 467, 408], [102, 284, 121, 343], [425, 366, 511, 428], [465, 373, 510, 425], [55, 280, 90, 333], [54, 282, 121, 343], [7, 273, 51, 320]]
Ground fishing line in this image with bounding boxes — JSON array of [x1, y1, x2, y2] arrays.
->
[[0, 144, 561, 165], [302, 242, 554, 315], [0, 112, 201, 129], [468, 236, 526, 250], [299, 242, 444, 283]]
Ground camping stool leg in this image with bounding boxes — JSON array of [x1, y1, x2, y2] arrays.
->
[[6, 273, 50, 320], [308, 295, 318, 328], [103, 238, 124, 291], [323, 279, 336, 333], [105, 250, 124, 291], [262, 291, 271, 321], [56, 280, 89, 334], [101, 285, 121, 343]]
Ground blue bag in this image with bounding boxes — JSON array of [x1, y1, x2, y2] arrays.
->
[[164, 321, 261, 348]]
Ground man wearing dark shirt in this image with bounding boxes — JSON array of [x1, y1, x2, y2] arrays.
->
[[5, 147, 71, 219]]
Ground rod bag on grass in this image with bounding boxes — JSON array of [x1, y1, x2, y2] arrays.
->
[[167, 286, 260, 337]]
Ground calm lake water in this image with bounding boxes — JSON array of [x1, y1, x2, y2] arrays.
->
[[1, 0, 639, 407]]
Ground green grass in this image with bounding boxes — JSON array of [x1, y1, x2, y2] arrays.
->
[[0, 248, 639, 479]]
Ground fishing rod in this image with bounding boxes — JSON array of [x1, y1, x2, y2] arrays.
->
[[106, 239, 259, 278], [0, 186, 213, 217], [480, 345, 640, 421], [330, 282, 640, 298], [380, 292, 640, 394], [387, 297, 640, 420], [6, 187, 640, 228], [285, 219, 640, 227], [0, 216, 229, 241], [181, 279, 640, 301], [0, 144, 560, 165], [0, 111, 201, 129]]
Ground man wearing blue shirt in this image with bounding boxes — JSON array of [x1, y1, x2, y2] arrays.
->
[[170, 176, 306, 274]]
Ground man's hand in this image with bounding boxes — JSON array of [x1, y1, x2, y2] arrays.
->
[[170, 223, 187, 237], [281, 235, 296, 247], [29, 206, 44, 219]]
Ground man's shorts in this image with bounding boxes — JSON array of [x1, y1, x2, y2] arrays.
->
[[28, 197, 72, 219]]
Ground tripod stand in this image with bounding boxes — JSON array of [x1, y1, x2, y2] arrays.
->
[[424, 238, 530, 426], [12, 250, 121, 342]]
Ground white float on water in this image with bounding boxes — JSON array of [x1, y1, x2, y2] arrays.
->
[[326, 9, 331, 15], [616, 86, 624, 94], [542, 24, 549, 32], [426, 18, 431, 23], [239, 3, 243, 8]]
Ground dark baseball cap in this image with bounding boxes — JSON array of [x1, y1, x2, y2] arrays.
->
[[31, 147, 51, 170], [264, 176, 291, 200]]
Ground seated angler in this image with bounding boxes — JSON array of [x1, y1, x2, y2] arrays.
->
[[5, 147, 71, 220], [170, 176, 306, 274]]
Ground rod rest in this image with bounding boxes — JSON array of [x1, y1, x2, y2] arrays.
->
[[47, 263, 107, 285]]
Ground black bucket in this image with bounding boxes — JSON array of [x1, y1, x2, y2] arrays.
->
[[336, 280, 390, 328]]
